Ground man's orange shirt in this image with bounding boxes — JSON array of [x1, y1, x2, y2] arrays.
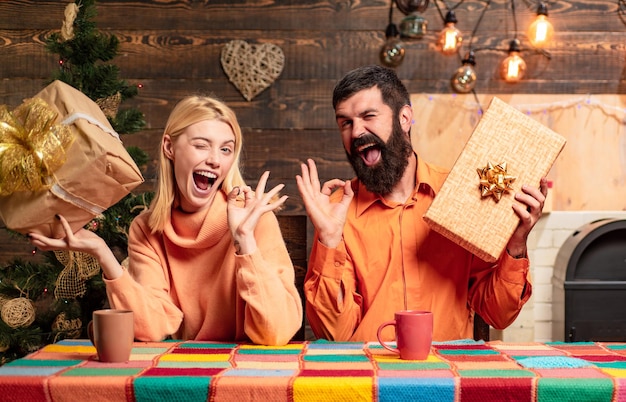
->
[[304, 157, 532, 342]]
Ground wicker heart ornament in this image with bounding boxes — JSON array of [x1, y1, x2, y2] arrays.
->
[[220, 40, 285, 101]]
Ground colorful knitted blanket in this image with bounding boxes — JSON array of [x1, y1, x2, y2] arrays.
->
[[1, 339, 625, 401]]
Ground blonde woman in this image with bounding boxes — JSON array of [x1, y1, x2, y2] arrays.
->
[[30, 95, 303, 345]]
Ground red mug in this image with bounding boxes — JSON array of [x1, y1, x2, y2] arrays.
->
[[376, 310, 433, 360]]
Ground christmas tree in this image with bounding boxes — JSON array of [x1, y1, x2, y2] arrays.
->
[[45, 0, 146, 139], [0, 0, 152, 364]]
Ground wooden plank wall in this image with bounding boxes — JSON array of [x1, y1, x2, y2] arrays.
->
[[1, 0, 625, 262]]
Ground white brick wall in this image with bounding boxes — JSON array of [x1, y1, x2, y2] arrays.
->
[[499, 211, 626, 342]]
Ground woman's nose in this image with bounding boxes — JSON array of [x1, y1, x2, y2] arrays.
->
[[205, 150, 220, 166]]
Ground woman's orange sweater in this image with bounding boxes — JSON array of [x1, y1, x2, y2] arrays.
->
[[104, 191, 303, 345]]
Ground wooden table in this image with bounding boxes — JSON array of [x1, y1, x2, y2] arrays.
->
[[0, 339, 625, 401]]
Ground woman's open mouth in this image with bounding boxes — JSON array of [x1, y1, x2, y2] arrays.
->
[[193, 171, 217, 191]]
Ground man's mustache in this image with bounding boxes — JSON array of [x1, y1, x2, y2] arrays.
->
[[351, 134, 384, 154]]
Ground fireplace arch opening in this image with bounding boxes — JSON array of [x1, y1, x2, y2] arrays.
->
[[552, 218, 626, 342]]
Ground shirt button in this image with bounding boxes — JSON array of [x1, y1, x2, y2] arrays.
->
[[334, 262, 341, 267]]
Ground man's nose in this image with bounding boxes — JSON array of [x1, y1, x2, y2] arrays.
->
[[351, 119, 366, 139]]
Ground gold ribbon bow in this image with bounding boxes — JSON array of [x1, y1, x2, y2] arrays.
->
[[477, 161, 516, 202], [0, 98, 74, 196], [54, 250, 101, 300]]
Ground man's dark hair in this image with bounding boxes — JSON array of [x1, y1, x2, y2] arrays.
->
[[332, 65, 411, 117]]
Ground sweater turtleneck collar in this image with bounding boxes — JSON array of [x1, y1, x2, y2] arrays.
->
[[165, 190, 230, 249]]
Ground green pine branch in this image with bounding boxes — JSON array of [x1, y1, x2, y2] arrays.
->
[[44, 0, 146, 135]]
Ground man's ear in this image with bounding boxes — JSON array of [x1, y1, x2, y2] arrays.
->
[[399, 104, 413, 133], [163, 135, 174, 160]]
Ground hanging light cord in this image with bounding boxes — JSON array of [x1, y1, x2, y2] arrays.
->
[[618, 0, 626, 26], [510, 0, 519, 40], [433, 0, 466, 22], [520, 0, 541, 10], [466, 0, 493, 114], [388, 0, 394, 25], [467, 0, 492, 53]]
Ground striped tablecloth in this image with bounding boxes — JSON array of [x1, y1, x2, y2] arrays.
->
[[1, 339, 626, 401]]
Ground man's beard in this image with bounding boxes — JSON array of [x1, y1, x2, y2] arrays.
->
[[346, 120, 413, 195]]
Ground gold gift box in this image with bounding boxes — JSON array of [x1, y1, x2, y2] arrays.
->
[[423, 97, 566, 262], [0, 80, 144, 237]]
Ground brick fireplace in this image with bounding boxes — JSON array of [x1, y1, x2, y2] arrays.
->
[[493, 210, 626, 343]]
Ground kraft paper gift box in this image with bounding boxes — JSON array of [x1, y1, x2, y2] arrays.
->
[[423, 97, 566, 263], [0, 80, 144, 237]]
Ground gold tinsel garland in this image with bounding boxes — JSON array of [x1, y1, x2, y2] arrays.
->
[[0, 98, 75, 196]]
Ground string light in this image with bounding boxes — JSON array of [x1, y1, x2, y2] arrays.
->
[[499, 1, 526, 83], [449, 0, 491, 93], [382, 0, 558, 85], [500, 39, 527, 82], [438, 10, 462, 55], [380, 22, 406, 67], [380, 1, 405, 67], [400, 13, 428, 38], [451, 52, 477, 93], [397, 0, 430, 38], [527, 2, 554, 48], [395, 0, 430, 14]]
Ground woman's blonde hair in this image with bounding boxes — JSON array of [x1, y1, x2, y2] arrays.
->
[[148, 95, 246, 233]]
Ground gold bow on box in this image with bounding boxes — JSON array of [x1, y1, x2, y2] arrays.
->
[[477, 161, 516, 202], [0, 98, 75, 196]]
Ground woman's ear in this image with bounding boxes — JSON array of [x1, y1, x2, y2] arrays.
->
[[162, 135, 174, 160]]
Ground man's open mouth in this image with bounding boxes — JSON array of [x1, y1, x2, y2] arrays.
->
[[357, 143, 382, 166]]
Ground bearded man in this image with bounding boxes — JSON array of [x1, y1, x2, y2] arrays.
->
[[296, 65, 548, 342]]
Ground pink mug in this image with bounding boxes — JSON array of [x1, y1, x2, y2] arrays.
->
[[87, 309, 134, 363], [376, 310, 433, 360]]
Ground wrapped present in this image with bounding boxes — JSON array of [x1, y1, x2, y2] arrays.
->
[[0, 80, 144, 237], [423, 97, 566, 262]]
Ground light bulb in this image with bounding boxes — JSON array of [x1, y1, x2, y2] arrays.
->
[[527, 3, 554, 48], [438, 10, 462, 55], [380, 38, 405, 67], [380, 23, 405, 67], [451, 52, 477, 93], [400, 13, 428, 38], [395, 0, 430, 15], [500, 40, 527, 83]]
